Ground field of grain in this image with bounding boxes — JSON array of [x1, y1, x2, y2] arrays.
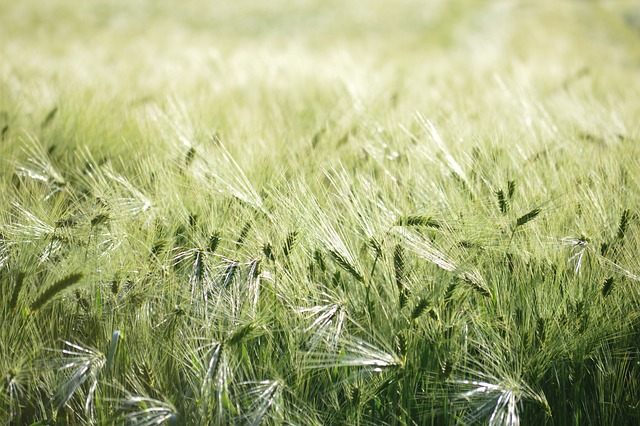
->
[[1, 0, 640, 424]]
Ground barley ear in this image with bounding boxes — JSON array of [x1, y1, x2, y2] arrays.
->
[[507, 180, 516, 199], [208, 232, 220, 254], [9, 271, 26, 311], [495, 189, 508, 214], [396, 215, 441, 228], [328, 250, 364, 283], [512, 208, 542, 239], [262, 242, 275, 262], [601, 276, 614, 298], [31, 272, 84, 311], [236, 222, 251, 248], [616, 209, 630, 240], [393, 244, 408, 308], [185, 146, 196, 167], [411, 298, 429, 321], [41, 106, 58, 128], [282, 231, 298, 260], [515, 208, 541, 228]]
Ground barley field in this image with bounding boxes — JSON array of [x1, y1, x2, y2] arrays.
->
[[1, 0, 640, 424]]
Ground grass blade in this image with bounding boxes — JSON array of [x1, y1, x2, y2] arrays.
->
[[105, 330, 122, 376]]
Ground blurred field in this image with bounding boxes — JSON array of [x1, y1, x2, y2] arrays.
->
[[1, 1, 640, 171], [1, 0, 640, 424]]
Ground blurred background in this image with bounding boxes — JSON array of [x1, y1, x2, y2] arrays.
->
[[1, 0, 639, 161], [2, 0, 639, 92]]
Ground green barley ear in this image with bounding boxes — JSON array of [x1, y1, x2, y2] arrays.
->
[[393, 244, 404, 287], [111, 276, 120, 296], [440, 359, 453, 379], [227, 323, 255, 346], [393, 244, 408, 309], [31, 272, 84, 311], [90, 212, 110, 229], [332, 271, 343, 290], [515, 208, 541, 228], [507, 180, 516, 199], [512, 208, 541, 238], [411, 298, 430, 321], [616, 209, 630, 240], [495, 189, 508, 214], [311, 127, 325, 149], [208, 232, 220, 254], [262, 242, 275, 262], [368, 237, 384, 278], [192, 249, 206, 287], [246, 258, 261, 310], [460, 273, 491, 299], [41, 106, 58, 128], [55, 215, 78, 229], [368, 238, 382, 259], [452, 171, 474, 200], [396, 333, 407, 357], [185, 146, 196, 167], [151, 239, 168, 258], [601, 276, 614, 298], [174, 224, 188, 247], [328, 249, 364, 283], [505, 252, 515, 273], [236, 222, 251, 248], [536, 318, 546, 346], [395, 215, 441, 228], [444, 281, 457, 304], [188, 212, 198, 229], [9, 271, 26, 311], [220, 260, 238, 288], [313, 249, 326, 273], [281, 230, 298, 260]]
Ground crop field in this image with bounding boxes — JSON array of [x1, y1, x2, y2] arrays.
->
[[1, 0, 640, 424]]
